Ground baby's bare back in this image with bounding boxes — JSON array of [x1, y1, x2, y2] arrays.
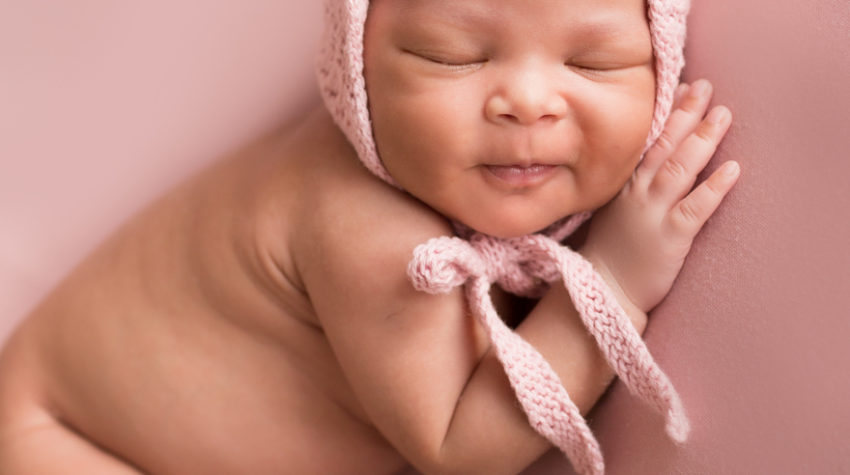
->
[[0, 113, 406, 474]]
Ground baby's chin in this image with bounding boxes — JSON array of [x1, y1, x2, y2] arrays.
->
[[453, 211, 573, 239]]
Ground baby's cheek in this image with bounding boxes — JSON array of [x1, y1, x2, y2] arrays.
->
[[606, 117, 651, 176], [378, 104, 442, 166], [398, 94, 472, 152], [577, 158, 633, 205]]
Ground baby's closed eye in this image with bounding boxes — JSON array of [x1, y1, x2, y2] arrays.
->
[[566, 54, 651, 77], [402, 48, 487, 68]]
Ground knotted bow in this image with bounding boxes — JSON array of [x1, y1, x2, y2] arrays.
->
[[408, 233, 690, 475]]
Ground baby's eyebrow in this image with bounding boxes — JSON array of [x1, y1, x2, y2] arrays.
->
[[572, 21, 626, 39], [399, 2, 645, 42], [551, 10, 649, 41], [395, 2, 492, 35]]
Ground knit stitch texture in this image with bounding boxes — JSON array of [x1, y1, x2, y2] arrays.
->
[[317, 1, 692, 473]]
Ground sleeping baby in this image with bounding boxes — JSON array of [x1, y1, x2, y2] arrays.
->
[[0, 0, 739, 473]]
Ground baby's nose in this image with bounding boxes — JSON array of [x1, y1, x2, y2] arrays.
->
[[484, 67, 567, 125]]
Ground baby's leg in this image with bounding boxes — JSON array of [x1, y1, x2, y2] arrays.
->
[[0, 413, 142, 474], [0, 326, 142, 474]]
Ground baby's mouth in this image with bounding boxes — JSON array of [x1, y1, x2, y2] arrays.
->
[[483, 164, 558, 187]]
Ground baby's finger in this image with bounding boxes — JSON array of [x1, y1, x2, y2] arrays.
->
[[672, 83, 690, 110], [635, 80, 713, 188], [667, 161, 740, 239], [648, 105, 732, 204]]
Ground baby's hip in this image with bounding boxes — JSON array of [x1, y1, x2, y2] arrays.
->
[[2, 305, 405, 474]]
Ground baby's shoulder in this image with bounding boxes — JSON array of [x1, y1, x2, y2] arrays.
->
[[258, 107, 453, 292]]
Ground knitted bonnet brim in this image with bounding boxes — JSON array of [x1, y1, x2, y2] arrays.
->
[[316, 1, 692, 474]]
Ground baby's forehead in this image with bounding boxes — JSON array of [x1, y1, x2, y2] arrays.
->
[[371, 0, 650, 41]]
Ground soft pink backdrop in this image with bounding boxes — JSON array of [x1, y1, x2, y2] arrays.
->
[[2, 1, 848, 474], [0, 1, 322, 342]]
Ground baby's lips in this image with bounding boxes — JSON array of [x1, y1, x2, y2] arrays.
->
[[483, 164, 559, 188]]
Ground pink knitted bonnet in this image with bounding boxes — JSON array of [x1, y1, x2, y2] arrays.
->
[[317, 1, 691, 474]]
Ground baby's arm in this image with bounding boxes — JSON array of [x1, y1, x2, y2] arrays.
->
[[299, 80, 737, 474], [300, 198, 601, 475]]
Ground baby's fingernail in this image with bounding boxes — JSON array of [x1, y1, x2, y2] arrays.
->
[[722, 161, 739, 176], [691, 79, 712, 98], [707, 106, 729, 125]]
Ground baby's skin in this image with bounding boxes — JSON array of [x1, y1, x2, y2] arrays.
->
[[0, 0, 739, 474]]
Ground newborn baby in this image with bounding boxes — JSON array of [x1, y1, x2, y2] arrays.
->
[[0, 0, 739, 473]]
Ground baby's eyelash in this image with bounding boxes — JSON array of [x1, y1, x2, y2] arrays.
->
[[431, 58, 488, 71], [566, 54, 653, 75], [565, 61, 631, 79], [404, 49, 487, 70], [566, 61, 615, 71]]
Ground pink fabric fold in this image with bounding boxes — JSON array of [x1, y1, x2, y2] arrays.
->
[[408, 234, 690, 475]]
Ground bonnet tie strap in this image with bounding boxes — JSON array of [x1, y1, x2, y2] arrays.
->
[[408, 233, 690, 475]]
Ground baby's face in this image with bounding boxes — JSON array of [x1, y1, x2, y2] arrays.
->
[[364, 0, 655, 238]]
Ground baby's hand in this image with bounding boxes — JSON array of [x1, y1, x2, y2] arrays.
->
[[580, 79, 740, 313]]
